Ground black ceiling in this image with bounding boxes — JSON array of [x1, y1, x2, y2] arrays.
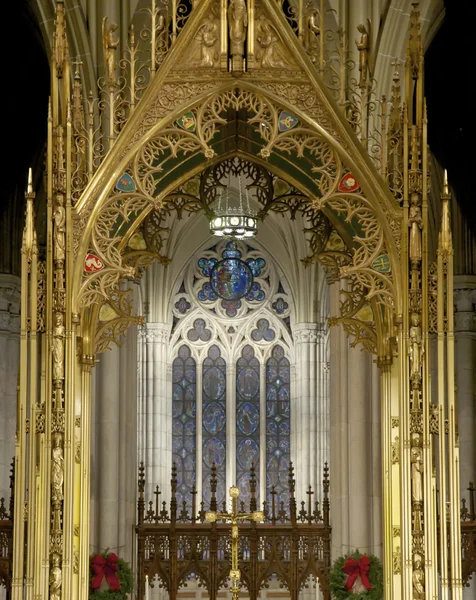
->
[[2, 1, 473, 250]]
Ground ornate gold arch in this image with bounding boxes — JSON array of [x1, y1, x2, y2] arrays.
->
[[73, 83, 401, 359]]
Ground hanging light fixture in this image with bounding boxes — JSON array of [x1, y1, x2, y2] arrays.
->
[[209, 175, 258, 239]]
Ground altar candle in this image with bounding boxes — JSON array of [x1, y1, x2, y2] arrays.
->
[[145, 575, 150, 600]]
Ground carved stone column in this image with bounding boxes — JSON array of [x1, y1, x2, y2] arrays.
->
[[453, 277, 476, 502], [94, 344, 121, 552], [293, 323, 329, 503], [138, 322, 170, 501], [329, 281, 382, 559], [0, 275, 20, 500]]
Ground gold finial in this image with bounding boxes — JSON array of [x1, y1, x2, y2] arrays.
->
[[27, 168, 33, 195], [439, 169, 452, 252], [442, 169, 449, 196], [23, 169, 36, 254]]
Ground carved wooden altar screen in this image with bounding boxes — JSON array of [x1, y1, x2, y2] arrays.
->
[[0, 461, 14, 600], [461, 482, 476, 589], [136, 463, 331, 600]]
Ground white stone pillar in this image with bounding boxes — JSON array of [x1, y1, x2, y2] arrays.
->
[[329, 281, 382, 559], [453, 276, 476, 600], [453, 277, 476, 495], [0, 275, 20, 501], [118, 321, 138, 566], [95, 344, 121, 552], [138, 323, 170, 502], [293, 323, 328, 503]]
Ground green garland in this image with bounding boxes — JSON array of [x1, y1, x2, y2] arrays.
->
[[329, 550, 383, 600], [89, 551, 134, 600]]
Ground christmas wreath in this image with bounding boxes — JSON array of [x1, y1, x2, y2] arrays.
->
[[89, 551, 134, 600], [329, 550, 383, 599]]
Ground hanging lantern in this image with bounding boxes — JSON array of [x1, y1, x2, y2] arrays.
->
[[209, 176, 258, 239]]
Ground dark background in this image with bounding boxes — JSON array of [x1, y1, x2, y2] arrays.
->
[[1, 0, 473, 274]]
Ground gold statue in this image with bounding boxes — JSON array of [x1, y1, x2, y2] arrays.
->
[[408, 311, 423, 383], [51, 433, 64, 504], [53, 195, 66, 263], [305, 9, 320, 60], [355, 23, 370, 87], [412, 553, 425, 598], [257, 17, 286, 69], [409, 191, 423, 262], [52, 312, 65, 382], [410, 443, 423, 504], [49, 552, 62, 600], [229, 0, 248, 70], [102, 16, 119, 90], [196, 15, 219, 67]]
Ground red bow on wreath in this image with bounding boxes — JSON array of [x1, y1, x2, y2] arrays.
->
[[91, 553, 121, 591], [342, 555, 372, 591]]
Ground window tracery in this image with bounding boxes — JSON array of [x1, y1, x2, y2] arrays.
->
[[170, 239, 293, 510]]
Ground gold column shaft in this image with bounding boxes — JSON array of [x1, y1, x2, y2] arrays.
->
[[25, 241, 38, 600], [437, 248, 449, 598], [62, 107, 74, 600], [400, 105, 413, 599], [421, 112, 437, 599], [12, 228, 31, 600]]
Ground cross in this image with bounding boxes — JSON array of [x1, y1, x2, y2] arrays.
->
[[206, 485, 264, 599]]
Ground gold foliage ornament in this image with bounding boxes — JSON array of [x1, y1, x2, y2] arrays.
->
[[329, 550, 383, 599]]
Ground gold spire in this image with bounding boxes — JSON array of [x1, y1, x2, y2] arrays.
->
[[22, 168, 37, 255], [439, 169, 452, 253]]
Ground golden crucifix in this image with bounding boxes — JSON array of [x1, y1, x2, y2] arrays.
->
[[206, 485, 264, 599]]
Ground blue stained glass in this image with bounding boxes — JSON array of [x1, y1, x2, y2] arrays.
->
[[172, 345, 196, 511], [203, 402, 226, 434], [246, 257, 265, 276], [211, 259, 253, 300], [175, 297, 191, 314], [266, 345, 291, 507], [202, 345, 226, 507], [237, 402, 259, 434], [236, 345, 260, 506], [237, 438, 259, 469], [202, 366, 226, 398], [272, 297, 289, 315], [251, 318, 275, 342], [198, 257, 218, 277]]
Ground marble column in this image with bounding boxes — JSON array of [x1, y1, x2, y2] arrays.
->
[[95, 344, 121, 553], [90, 318, 138, 559], [454, 276, 476, 495], [0, 275, 20, 502], [329, 281, 382, 559], [138, 322, 170, 502], [453, 276, 476, 600], [293, 323, 329, 504]]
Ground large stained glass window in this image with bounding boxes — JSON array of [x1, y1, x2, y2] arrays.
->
[[202, 345, 227, 507], [266, 345, 291, 506], [172, 345, 197, 508], [236, 345, 260, 507]]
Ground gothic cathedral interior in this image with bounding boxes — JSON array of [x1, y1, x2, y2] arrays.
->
[[0, 1, 474, 599]]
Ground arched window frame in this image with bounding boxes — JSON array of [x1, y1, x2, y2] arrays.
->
[[168, 241, 294, 508]]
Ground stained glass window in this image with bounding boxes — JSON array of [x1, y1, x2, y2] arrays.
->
[[202, 345, 227, 507], [172, 345, 197, 509], [266, 345, 291, 506], [236, 345, 260, 507]]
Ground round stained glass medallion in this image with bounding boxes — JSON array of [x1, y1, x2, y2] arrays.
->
[[210, 258, 253, 300]]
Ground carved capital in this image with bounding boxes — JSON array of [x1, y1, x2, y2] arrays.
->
[[293, 323, 321, 343], [139, 322, 170, 343]]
